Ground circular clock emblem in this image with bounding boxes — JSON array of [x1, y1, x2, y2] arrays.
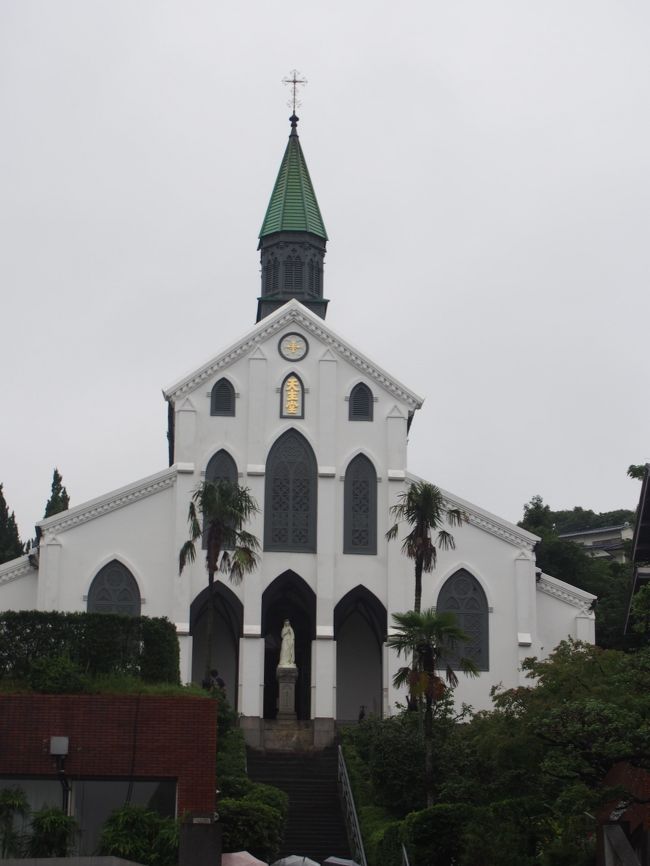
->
[[279, 333, 309, 361]]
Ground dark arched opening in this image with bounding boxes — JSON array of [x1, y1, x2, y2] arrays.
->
[[334, 586, 387, 721], [190, 582, 243, 709], [261, 571, 316, 720]]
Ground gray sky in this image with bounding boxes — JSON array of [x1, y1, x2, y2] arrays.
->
[[1, 1, 649, 539]]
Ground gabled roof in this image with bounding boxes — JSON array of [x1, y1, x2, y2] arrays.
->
[[164, 299, 423, 410], [259, 117, 328, 240]]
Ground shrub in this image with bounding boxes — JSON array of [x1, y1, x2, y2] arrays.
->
[[243, 783, 289, 824], [0, 611, 179, 684], [402, 804, 466, 866], [27, 808, 78, 857], [98, 805, 178, 866], [0, 787, 28, 858], [218, 798, 283, 862], [217, 728, 247, 779], [27, 656, 88, 694]]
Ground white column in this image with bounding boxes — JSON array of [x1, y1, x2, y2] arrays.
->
[[312, 635, 336, 719], [174, 398, 197, 463], [239, 633, 264, 718], [37, 533, 62, 610]]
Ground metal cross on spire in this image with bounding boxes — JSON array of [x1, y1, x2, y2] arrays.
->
[[282, 69, 307, 113]]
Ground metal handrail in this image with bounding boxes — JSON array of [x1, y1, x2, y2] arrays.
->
[[401, 843, 411, 866], [337, 744, 368, 866]]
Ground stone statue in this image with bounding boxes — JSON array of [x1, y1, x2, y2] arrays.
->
[[279, 618, 295, 667]]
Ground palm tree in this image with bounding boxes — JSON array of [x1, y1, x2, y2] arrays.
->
[[386, 480, 466, 612], [387, 608, 479, 806], [179, 479, 260, 672]]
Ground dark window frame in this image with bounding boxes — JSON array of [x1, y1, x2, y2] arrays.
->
[[264, 429, 317, 553], [437, 569, 489, 672], [87, 560, 141, 617]]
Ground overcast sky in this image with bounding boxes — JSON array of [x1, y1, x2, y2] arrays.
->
[[1, 1, 649, 539]]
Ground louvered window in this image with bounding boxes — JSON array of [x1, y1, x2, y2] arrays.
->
[[87, 560, 141, 616], [264, 430, 317, 552], [343, 455, 377, 555], [211, 378, 235, 417], [437, 570, 489, 671], [285, 255, 304, 295], [349, 383, 373, 421], [272, 259, 280, 292]]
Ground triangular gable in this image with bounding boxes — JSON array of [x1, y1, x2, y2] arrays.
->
[[164, 299, 423, 409]]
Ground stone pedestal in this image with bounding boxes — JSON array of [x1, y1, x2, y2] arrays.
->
[[276, 664, 298, 720]]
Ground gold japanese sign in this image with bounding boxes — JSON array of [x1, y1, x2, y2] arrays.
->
[[282, 375, 303, 416]]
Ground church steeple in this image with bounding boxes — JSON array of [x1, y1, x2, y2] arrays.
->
[[257, 114, 329, 322]]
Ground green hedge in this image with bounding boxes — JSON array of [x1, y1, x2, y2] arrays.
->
[[219, 799, 284, 862], [0, 611, 179, 684]]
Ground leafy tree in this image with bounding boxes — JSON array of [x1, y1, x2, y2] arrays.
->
[[519, 495, 634, 649], [43, 468, 70, 518], [627, 464, 646, 481], [179, 480, 260, 671], [386, 481, 466, 612], [387, 608, 478, 806], [0, 484, 23, 564]]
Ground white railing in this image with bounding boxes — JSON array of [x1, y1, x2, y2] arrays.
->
[[337, 745, 368, 866], [401, 843, 411, 866]]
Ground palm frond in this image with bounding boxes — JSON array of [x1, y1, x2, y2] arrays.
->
[[187, 501, 202, 542], [436, 530, 456, 551], [392, 665, 412, 690], [178, 540, 196, 575]]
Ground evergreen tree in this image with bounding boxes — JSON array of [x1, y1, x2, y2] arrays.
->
[[0, 484, 24, 564], [43, 469, 69, 519]]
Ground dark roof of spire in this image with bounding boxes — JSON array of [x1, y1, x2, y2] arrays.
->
[[259, 115, 328, 240]]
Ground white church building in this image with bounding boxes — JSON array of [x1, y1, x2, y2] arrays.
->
[[0, 113, 595, 746]]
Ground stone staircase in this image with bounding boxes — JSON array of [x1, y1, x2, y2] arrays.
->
[[246, 745, 352, 863]]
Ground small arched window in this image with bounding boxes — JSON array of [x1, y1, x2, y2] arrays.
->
[[211, 378, 235, 417], [87, 560, 141, 616], [281, 373, 305, 419], [349, 383, 373, 421], [206, 449, 237, 484], [343, 454, 377, 555], [264, 430, 317, 552], [437, 569, 489, 671]]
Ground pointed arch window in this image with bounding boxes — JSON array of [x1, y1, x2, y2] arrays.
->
[[265, 430, 317, 552], [87, 560, 141, 616], [437, 569, 489, 671], [281, 373, 304, 419], [204, 450, 238, 549], [349, 383, 373, 421], [344, 454, 377, 555], [206, 449, 237, 484], [211, 378, 235, 417]]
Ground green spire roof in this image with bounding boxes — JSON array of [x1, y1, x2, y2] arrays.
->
[[259, 116, 328, 241]]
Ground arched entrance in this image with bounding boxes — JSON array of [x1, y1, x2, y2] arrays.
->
[[261, 571, 316, 720], [190, 582, 243, 709], [334, 586, 387, 721]]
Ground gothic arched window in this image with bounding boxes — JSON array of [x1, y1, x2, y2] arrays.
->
[[206, 449, 237, 484], [349, 383, 373, 421], [204, 450, 238, 549], [343, 454, 377, 555], [280, 373, 304, 419], [264, 430, 317, 552], [87, 560, 141, 616], [210, 378, 235, 417], [437, 569, 489, 671]]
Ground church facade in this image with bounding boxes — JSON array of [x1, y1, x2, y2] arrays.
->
[[0, 115, 595, 744]]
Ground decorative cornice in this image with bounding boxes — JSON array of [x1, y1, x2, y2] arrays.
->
[[537, 573, 595, 615], [164, 301, 423, 410], [38, 468, 177, 536], [444, 494, 537, 550], [0, 556, 33, 587]]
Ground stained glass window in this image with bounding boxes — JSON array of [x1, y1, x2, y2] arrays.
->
[[437, 570, 489, 671], [343, 455, 377, 555], [264, 430, 317, 552], [87, 560, 141, 616]]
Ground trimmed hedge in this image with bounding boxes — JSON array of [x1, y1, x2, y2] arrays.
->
[[219, 799, 284, 862], [0, 611, 179, 684]]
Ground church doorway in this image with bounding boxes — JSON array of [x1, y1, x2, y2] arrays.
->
[[261, 571, 316, 720], [334, 586, 387, 722], [190, 582, 243, 709]]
